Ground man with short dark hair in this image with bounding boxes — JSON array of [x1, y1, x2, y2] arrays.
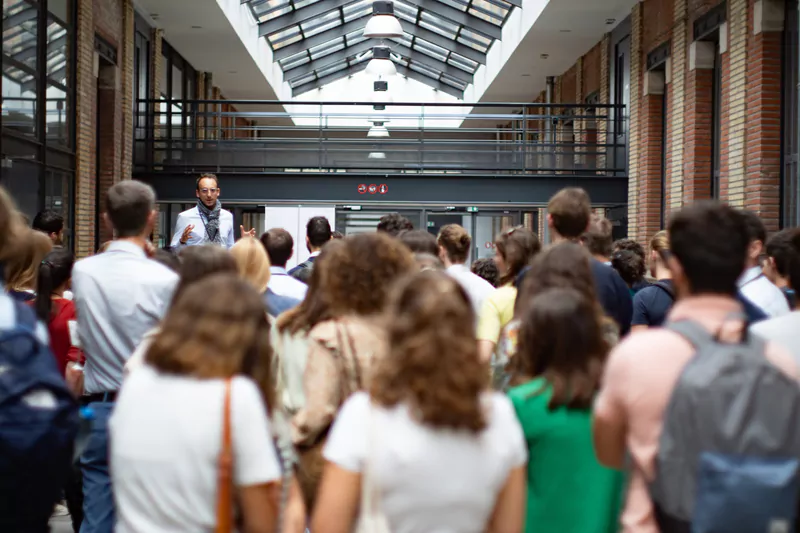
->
[[32, 209, 65, 245], [581, 214, 614, 264], [737, 209, 790, 317], [761, 228, 799, 309], [260, 228, 307, 301], [377, 213, 414, 237], [398, 229, 439, 256], [547, 187, 633, 335], [593, 201, 798, 533], [289, 216, 332, 282], [72, 180, 179, 533], [170, 174, 254, 249]]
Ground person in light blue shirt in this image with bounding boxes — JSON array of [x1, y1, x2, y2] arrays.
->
[[260, 228, 308, 301], [72, 180, 179, 533], [171, 174, 254, 250]]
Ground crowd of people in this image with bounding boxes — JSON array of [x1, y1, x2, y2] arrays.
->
[[1, 173, 799, 533]]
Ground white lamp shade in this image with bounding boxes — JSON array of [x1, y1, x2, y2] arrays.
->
[[367, 125, 390, 138], [366, 58, 397, 77], [368, 152, 387, 159], [364, 15, 403, 38]]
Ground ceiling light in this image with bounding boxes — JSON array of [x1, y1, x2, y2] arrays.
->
[[540, 53, 549, 59], [368, 152, 387, 159], [368, 124, 390, 138], [606, 18, 616, 25], [559, 29, 571, 33], [366, 46, 396, 77], [191, 25, 203, 29], [364, 1, 404, 38]]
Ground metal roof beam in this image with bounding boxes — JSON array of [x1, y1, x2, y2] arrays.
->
[[3, 6, 37, 32], [259, 1, 343, 37], [400, 0, 501, 39], [392, 43, 473, 84], [285, 40, 374, 80], [394, 64, 463, 98], [273, 15, 370, 61], [292, 62, 369, 97], [406, 23, 485, 64]]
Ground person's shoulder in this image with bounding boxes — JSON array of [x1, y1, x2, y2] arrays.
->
[[485, 392, 523, 429], [177, 207, 197, 217], [220, 209, 234, 220], [342, 391, 371, 414]]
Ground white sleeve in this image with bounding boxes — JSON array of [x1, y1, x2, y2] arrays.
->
[[231, 377, 282, 487], [226, 218, 235, 250], [171, 214, 188, 248], [493, 394, 528, 469], [322, 392, 370, 473]]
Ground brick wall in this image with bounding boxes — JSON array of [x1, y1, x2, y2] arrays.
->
[[73, 0, 134, 257], [582, 42, 602, 98], [643, 0, 675, 52], [627, 3, 643, 241]]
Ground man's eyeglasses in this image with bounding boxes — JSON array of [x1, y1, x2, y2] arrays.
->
[[199, 188, 219, 194]]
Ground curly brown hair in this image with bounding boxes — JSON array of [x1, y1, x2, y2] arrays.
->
[[516, 288, 609, 410], [314, 233, 415, 327], [146, 273, 274, 410], [371, 271, 487, 432]]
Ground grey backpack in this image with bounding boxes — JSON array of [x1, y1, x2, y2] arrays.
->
[[650, 320, 800, 533]]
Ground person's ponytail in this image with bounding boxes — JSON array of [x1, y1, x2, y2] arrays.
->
[[34, 248, 75, 322]]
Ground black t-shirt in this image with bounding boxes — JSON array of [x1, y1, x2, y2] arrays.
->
[[590, 258, 633, 335], [632, 279, 675, 327]]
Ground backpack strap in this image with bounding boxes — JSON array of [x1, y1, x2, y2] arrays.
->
[[665, 320, 715, 349]]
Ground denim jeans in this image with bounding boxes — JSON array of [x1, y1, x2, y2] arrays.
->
[[80, 402, 114, 533]]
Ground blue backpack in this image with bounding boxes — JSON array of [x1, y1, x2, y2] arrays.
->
[[0, 297, 80, 529]]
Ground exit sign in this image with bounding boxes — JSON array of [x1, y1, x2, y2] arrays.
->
[[467, 206, 479, 213]]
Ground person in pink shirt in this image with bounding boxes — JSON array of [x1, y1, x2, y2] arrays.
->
[[592, 202, 798, 533]]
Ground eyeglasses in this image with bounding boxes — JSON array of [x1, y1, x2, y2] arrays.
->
[[199, 188, 219, 194]]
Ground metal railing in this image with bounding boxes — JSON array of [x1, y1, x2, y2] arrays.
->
[[133, 99, 627, 176]]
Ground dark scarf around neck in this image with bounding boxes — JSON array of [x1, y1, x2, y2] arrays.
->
[[197, 199, 223, 244]]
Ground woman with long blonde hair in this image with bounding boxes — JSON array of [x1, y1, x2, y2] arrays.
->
[[631, 230, 674, 331], [5, 229, 52, 302], [312, 271, 527, 533]]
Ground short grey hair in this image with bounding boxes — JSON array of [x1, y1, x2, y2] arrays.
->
[[106, 180, 156, 238]]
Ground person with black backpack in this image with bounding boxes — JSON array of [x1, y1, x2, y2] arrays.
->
[[593, 201, 800, 533], [0, 186, 80, 532]]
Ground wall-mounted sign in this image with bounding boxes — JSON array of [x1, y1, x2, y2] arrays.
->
[[379, 184, 388, 194], [368, 184, 378, 194], [358, 184, 367, 194]]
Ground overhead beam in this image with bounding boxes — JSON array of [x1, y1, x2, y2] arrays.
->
[[406, 24, 486, 64], [400, 0, 501, 39], [2, 6, 37, 32], [259, 1, 343, 36], [394, 64, 463, 99], [392, 43, 473, 85], [285, 40, 373, 80], [273, 15, 370, 60], [292, 62, 369, 97]]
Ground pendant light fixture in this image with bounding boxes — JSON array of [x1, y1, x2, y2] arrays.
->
[[372, 80, 391, 110], [366, 46, 396, 77], [367, 121, 390, 138], [363, 1, 404, 38]]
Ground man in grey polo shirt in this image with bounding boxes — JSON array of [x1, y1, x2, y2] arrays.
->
[[72, 180, 178, 533]]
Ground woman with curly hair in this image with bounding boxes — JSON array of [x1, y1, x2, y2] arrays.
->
[[292, 233, 415, 511], [311, 271, 527, 533], [509, 287, 622, 533]]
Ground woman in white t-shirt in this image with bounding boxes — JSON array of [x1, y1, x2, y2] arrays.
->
[[312, 271, 528, 533], [110, 274, 281, 533]]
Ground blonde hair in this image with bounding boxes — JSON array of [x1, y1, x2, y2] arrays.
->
[[650, 230, 670, 254], [231, 237, 271, 293], [5, 229, 53, 292]]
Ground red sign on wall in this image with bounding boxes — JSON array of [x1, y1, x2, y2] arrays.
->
[[368, 184, 378, 194], [357, 184, 367, 194], [379, 184, 388, 194]]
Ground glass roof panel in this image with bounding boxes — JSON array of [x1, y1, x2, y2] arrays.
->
[[440, 73, 467, 90], [245, 0, 517, 96]]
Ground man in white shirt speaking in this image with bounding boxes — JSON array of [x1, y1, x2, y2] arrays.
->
[[437, 224, 494, 315], [171, 174, 254, 249]]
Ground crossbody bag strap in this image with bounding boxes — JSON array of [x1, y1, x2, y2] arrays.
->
[[215, 378, 234, 533]]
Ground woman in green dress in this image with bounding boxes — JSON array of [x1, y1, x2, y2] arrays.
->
[[508, 284, 623, 533]]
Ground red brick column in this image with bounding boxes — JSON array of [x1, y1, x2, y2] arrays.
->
[[744, 0, 783, 231], [638, 71, 666, 239], [682, 41, 715, 203]]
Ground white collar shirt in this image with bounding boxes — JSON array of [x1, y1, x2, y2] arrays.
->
[[72, 241, 179, 393], [738, 266, 791, 318], [267, 266, 308, 301], [171, 206, 235, 249], [445, 264, 495, 316]]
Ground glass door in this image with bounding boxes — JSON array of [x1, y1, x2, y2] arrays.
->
[[473, 211, 519, 261]]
